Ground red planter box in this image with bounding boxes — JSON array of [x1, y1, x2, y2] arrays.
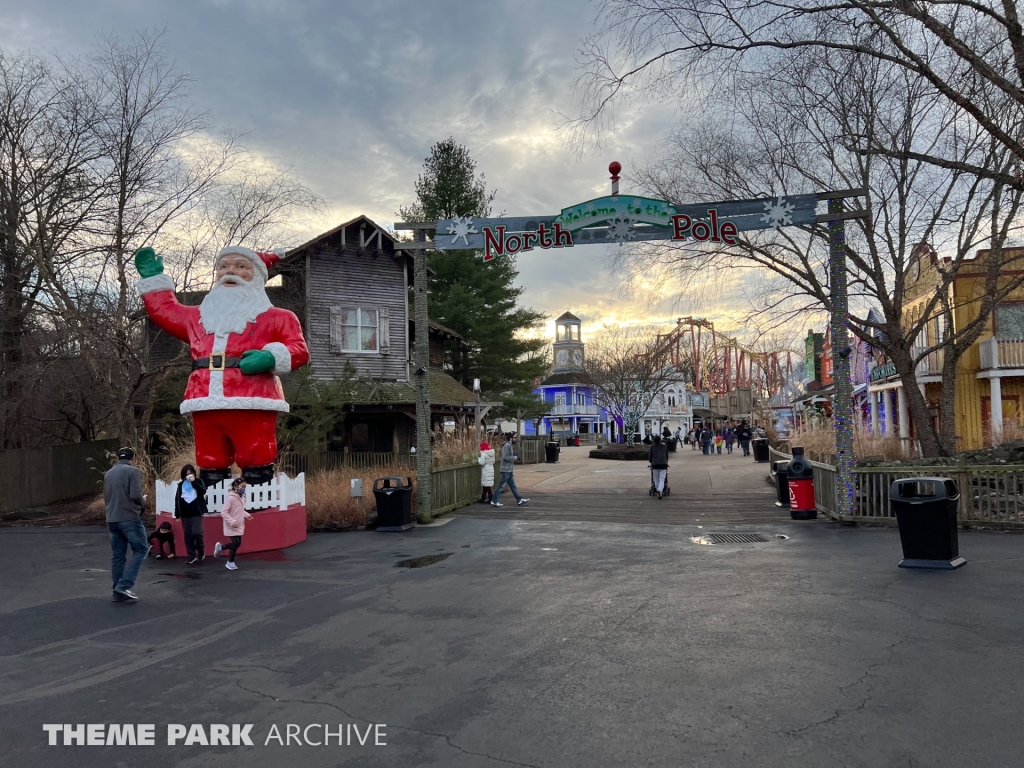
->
[[156, 503, 307, 555]]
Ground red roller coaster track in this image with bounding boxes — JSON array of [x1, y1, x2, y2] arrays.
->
[[655, 317, 795, 401]]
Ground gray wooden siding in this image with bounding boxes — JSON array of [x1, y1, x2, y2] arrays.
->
[[306, 247, 409, 382]]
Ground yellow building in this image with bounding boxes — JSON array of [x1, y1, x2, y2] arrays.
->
[[871, 245, 1024, 451]]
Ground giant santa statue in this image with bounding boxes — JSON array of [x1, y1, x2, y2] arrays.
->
[[135, 245, 309, 486]]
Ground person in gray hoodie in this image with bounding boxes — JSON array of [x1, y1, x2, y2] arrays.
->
[[104, 447, 149, 602], [491, 433, 529, 507]]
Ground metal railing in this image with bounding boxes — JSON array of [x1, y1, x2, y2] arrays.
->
[[771, 446, 1024, 528], [548, 404, 601, 415], [979, 337, 1024, 369]]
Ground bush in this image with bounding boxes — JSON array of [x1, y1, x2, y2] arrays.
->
[[305, 465, 417, 529]]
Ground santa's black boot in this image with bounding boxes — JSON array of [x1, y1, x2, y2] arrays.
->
[[242, 464, 276, 485], [200, 467, 230, 485]]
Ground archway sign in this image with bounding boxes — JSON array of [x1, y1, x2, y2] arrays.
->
[[397, 162, 864, 520]]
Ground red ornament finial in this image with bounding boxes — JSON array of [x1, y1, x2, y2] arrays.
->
[[609, 161, 622, 180]]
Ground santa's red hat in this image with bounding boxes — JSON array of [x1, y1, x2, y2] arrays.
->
[[215, 246, 286, 282]]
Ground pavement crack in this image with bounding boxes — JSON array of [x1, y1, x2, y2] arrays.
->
[[787, 637, 903, 737], [234, 681, 543, 767]]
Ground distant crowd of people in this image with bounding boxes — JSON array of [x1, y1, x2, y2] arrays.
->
[[681, 421, 759, 457]]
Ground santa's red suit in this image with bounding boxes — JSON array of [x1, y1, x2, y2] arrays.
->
[[138, 249, 309, 480]]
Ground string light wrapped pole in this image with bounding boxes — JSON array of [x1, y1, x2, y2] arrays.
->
[[825, 193, 860, 518]]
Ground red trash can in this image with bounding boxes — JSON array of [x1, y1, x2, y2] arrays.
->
[[787, 447, 817, 520]]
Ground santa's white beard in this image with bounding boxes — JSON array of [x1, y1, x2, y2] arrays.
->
[[199, 275, 273, 335]]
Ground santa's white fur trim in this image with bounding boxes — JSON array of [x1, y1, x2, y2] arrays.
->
[[263, 342, 292, 375], [180, 396, 290, 414], [137, 273, 176, 295], [216, 246, 267, 280]]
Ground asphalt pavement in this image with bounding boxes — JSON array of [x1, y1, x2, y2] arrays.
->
[[1, 515, 1022, 767]]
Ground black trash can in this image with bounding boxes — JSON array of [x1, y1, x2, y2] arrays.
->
[[667, 437, 677, 453], [774, 460, 790, 507], [545, 441, 560, 464], [373, 476, 414, 532], [890, 477, 966, 569], [752, 437, 770, 463]]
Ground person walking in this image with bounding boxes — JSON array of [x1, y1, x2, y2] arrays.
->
[[737, 421, 753, 457], [700, 425, 713, 455], [478, 440, 495, 504], [690, 428, 699, 450], [715, 431, 724, 454], [174, 463, 208, 564], [649, 434, 669, 499], [724, 425, 735, 454], [104, 447, 149, 602], [491, 433, 529, 507], [213, 478, 251, 570]]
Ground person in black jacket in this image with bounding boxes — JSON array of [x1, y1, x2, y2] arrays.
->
[[649, 434, 669, 499], [736, 422, 753, 456], [174, 464, 208, 565]]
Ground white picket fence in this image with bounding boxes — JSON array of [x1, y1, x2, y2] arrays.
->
[[155, 473, 306, 515]]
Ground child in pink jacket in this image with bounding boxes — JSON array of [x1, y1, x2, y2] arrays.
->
[[214, 478, 252, 571]]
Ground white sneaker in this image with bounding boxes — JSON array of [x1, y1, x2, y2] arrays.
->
[[213, 542, 222, 557], [490, 501, 503, 507], [517, 498, 530, 506], [225, 561, 238, 571]]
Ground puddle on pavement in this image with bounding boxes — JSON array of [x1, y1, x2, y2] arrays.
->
[[245, 550, 298, 562], [395, 553, 452, 568]]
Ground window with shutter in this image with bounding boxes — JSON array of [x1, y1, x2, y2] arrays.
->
[[379, 307, 390, 355], [330, 306, 379, 353]]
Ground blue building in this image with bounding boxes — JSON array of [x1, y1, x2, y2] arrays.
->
[[524, 312, 610, 438]]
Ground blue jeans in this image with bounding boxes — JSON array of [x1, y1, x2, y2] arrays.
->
[[702, 441, 711, 455], [108, 518, 150, 592], [740, 439, 750, 456], [493, 471, 522, 504]]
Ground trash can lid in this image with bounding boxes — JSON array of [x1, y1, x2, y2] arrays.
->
[[889, 477, 959, 502], [373, 476, 412, 490], [774, 460, 790, 471]]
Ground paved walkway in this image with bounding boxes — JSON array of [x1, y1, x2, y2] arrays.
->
[[2, 520, 1021, 767], [461, 442, 794, 525]]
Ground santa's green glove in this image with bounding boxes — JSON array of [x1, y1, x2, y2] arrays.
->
[[239, 349, 276, 375], [134, 247, 164, 278]]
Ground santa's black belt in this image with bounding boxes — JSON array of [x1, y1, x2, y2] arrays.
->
[[192, 355, 242, 371]]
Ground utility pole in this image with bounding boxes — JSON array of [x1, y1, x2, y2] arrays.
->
[[413, 245, 433, 523]]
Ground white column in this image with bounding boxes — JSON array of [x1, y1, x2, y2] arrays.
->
[[884, 389, 895, 436], [991, 375, 1004, 445], [898, 386, 910, 442], [870, 389, 880, 436]]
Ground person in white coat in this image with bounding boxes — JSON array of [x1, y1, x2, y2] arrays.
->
[[478, 440, 496, 503]]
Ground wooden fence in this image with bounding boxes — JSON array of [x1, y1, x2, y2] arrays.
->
[[0, 439, 118, 513], [517, 438, 543, 465], [769, 446, 1024, 529], [279, 452, 412, 475], [430, 461, 483, 515]]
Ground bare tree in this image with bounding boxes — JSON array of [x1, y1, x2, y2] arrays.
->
[[0, 32, 322, 457], [620, 49, 1023, 456], [573, 0, 1024, 190], [580, 325, 679, 444]]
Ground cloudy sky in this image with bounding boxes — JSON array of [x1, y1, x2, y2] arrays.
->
[[0, 0, 762, 339]]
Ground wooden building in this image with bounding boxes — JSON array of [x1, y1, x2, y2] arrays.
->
[[147, 216, 476, 454]]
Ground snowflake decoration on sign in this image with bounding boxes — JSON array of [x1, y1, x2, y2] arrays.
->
[[760, 197, 795, 229], [606, 216, 637, 243], [446, 215, 478, 246]]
